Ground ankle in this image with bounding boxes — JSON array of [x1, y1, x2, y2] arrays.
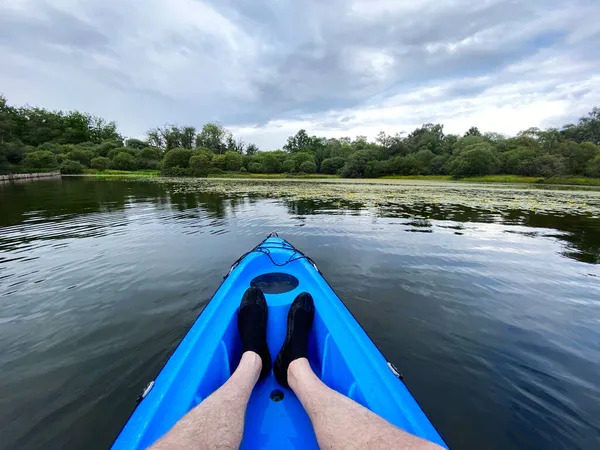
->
[[287, 357, 310, 388]]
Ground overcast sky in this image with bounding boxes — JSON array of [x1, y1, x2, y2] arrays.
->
[[1, 0, 599, 149]]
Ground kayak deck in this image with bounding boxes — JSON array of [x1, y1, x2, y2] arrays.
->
[[112, 237, 447, 449]]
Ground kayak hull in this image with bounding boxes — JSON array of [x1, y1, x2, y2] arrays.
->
[[112, 236, 447, 449]]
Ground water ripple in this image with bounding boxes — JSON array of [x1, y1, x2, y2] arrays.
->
[[0, 179, 599, 449]]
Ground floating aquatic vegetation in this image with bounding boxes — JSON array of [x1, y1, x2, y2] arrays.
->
[[133, 177, 600, 218]]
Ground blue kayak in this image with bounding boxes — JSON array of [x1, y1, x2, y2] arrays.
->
[[112, 235, 448, 449]]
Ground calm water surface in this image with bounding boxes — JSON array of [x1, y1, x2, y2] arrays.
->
[[1, 178, 599, 449]]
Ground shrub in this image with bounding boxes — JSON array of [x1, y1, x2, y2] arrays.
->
[[125, 138, 148, 150], [320, 157, 345, 174], [341, 150, 378, 178], [212, 154, 227, 170], [260, 153, 281, 173], [291, 152, 314, 171], [248, 162, 262, 173], [364, 160, 389, 178], [446, 147, 499, 178], [162, 148, 192, 169], [390, 155, 421, 175], [108, 147, 137, 160], [66, 148, 93, 167], [95, 141, 122, 157], [299, 160, 317, 174], [139, 147, 162, 160], [60, 160, 84, 174], [222, 151, 243, 171], [429, 154, 450, 174], [23, 150, 57, 169], [586, 155, 600, 178], [189, 154, 212, 169], [282, 158, 296, 173], [1, 141, 25, 164], [520, 155, 566, 177], [37, 142, 61, 153], [136, 158, 158, 170], [112, 152, 137, 171], [91, 156, 110, 170], [189, 152, 213, 177]]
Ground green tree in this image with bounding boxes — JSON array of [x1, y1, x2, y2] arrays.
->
[[299, 160, 317, 173], [108, 147, 137, 160], [500, 147, 537, 174], [404, 124, 445, 154], [290, 152, 315, 171], [390, 155, 421, 175], [364, 160, 389, 178], [562, 108, 600, 145], [162, 148, 192, 169], [189, 151, 213, 175], [60, 160, 84, 174], [446, 146, 499, 178], [211, 154, 227, 170], [341, 150, 378, 178], [282, 158, 296, 173], [428, 154, 450, 174], [248, 162, 262, 173], [0, 141, 25, 165], [226, 135, 245, 154], [195, 123, 230, 154], [464, 127, 482, 137], [222, 151, 244, 171], [91, 156, 110, 170], [125, 138, 148, 150], [259, 153, 282, 173], [558, 141, 597, 174], [284, 129, 311, 153], [246, 143, 259, 155], [585, 154, 600, 177], [66, 148, 93, 167], [95, 141, 121, 157], [139, 147, 162, 161], [146, 125, 195, 150], [320, 156, 345, 174], [23, 150, 57, 169], [180, 126, 196, 149], [112, 152, 137, 171], [522, 155, 566, 177]]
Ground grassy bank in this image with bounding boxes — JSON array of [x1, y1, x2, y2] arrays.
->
[[380, 174, 600, 186], [82, 169, 159, 177], [72, 170, 600, 186]]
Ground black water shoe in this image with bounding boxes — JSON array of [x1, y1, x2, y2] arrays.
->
[[274, 292, 315, 388], [238, 286, 271, 381]]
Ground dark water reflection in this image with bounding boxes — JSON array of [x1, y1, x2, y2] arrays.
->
[[1, 178, 599, 449]]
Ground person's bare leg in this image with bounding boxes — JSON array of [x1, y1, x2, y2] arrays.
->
[[288, 358, 443, 450], [151, 285, 272, 449], [150, 351, 261, 450]]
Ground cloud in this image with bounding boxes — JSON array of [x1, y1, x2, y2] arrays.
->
[[1, 0, 599, 149]]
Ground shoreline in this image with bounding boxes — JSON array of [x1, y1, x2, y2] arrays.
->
[[63, 171, 600, 187]]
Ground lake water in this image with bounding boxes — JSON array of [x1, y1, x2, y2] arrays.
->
[[1, 177, 599, 449]]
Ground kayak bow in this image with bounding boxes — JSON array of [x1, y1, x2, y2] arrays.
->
[[112, 234, 447, 449]]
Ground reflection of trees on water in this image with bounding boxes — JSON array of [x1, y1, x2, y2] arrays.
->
[[1, 179, 598, 264], [281, 197, 600, 265]]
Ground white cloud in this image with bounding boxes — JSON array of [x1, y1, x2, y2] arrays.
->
[[0, 0, 599, 148]]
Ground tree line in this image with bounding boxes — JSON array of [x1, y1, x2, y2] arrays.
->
[[1, 94, 600, 178]]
